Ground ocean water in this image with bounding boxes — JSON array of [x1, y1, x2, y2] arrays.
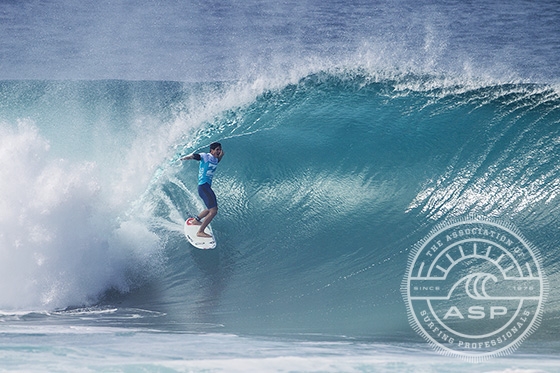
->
[[1, 0, 560, 372]]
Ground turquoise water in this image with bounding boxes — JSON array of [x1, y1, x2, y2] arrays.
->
[[1, 73, 559, 371], [1, 0, 559, 371]]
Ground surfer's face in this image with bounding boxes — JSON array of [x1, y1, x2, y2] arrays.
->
[[210, 147, 222, 157]]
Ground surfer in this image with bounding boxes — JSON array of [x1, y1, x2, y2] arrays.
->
[[181, 142, 224, 238]]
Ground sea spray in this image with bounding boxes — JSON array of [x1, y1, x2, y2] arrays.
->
[[0, 120, 163, 310]]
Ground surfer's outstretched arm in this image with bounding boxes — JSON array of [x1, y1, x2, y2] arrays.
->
[[181, 153, 201, 161]]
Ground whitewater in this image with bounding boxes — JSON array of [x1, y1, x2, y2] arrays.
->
[[1, 0, 560, 371]]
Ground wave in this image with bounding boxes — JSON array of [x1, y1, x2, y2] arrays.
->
[[1, 71, 559, 339]]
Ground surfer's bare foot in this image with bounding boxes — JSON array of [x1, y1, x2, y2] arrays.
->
[[190, 218, 202, 225], [197, 231, 212, 238]]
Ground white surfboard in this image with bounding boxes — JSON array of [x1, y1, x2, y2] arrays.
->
[[184, 218, 216, 249]]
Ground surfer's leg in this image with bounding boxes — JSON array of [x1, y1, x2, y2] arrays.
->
[[197, 207, 217, 237], [196, 183, 218, 236], [192, 210, 208, 225]]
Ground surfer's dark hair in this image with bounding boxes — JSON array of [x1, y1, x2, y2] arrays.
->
[[210, 142, 222, 150]]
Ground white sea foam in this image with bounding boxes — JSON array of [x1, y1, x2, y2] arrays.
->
[[0, 120, 163, 310]]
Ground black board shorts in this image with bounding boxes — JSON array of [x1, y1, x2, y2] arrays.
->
[[198, 183, 217, 209]]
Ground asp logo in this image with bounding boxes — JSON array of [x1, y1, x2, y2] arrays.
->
[[402, 218, 547, 362]]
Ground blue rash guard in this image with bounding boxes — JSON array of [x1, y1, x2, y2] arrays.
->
[[194, 153, 219, 209], [197, 152, 219, 185]]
